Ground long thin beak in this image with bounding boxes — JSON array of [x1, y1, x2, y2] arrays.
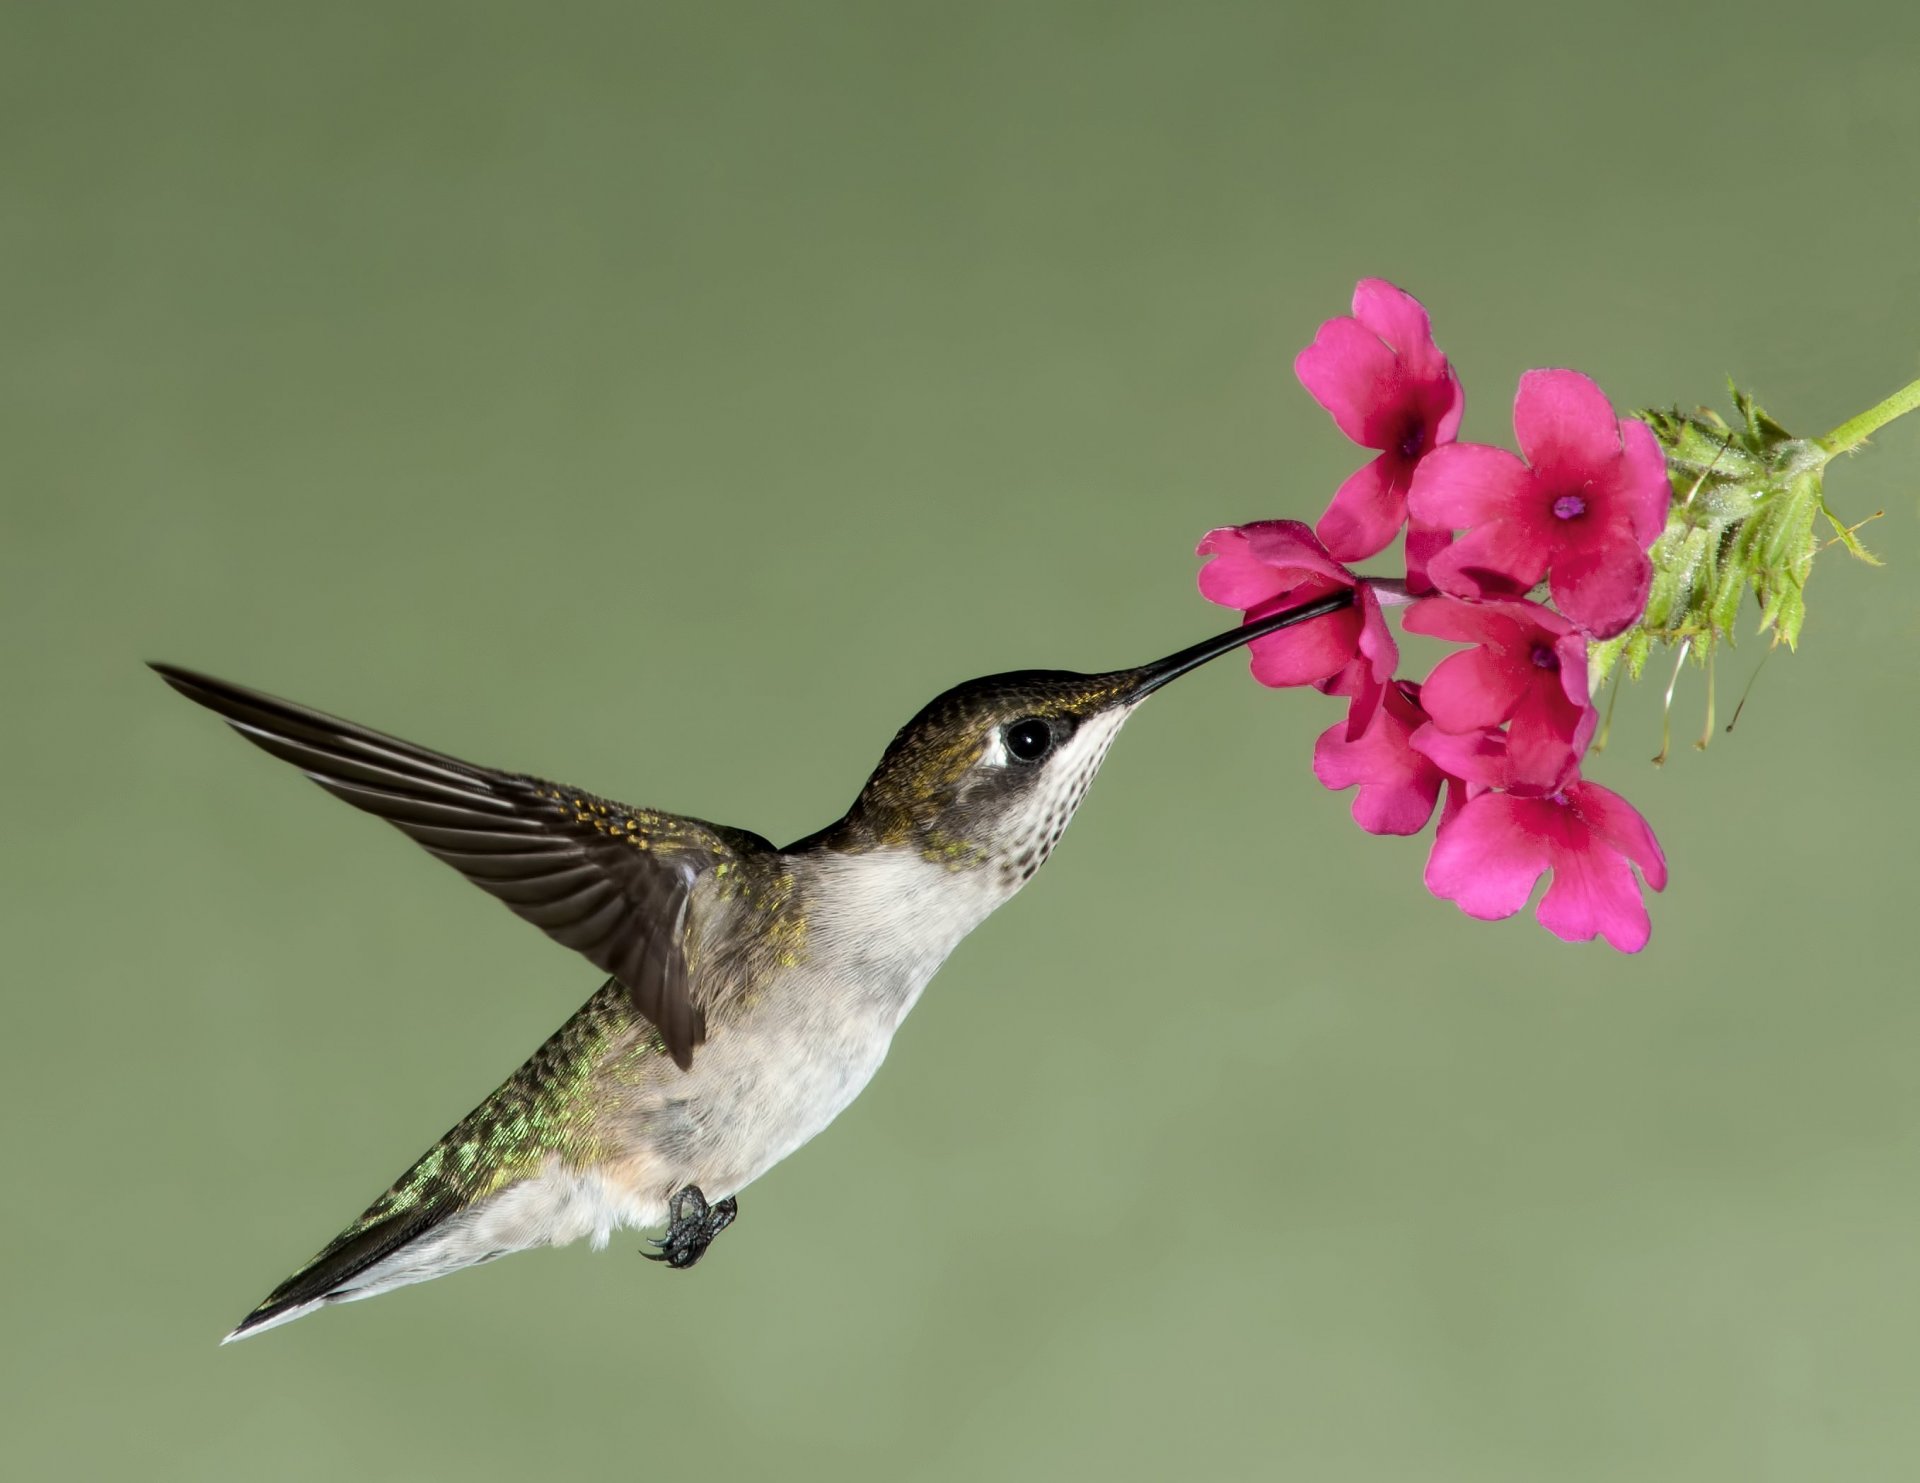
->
[[1122, 589, 1355, 702]]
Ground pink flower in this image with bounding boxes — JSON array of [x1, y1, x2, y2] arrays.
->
[[1196, 521, 1397, 705], [1313, 682, 1445, 836], [1295, 279, 1464, 579], [1406, 369, 1670, 638], [1402, 597, 1596, 796], [1424, 780, 1668, 952]]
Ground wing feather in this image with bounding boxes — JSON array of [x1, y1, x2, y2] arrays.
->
[[150, 662, 771, 1068]]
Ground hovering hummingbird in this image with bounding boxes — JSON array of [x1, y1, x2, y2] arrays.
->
[[154, 591, 1349, 1341]]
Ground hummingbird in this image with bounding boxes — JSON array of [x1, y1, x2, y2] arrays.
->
[[154, 590, 1350, 1341]]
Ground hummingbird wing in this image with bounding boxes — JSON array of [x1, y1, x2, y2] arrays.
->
[[150, 663, 772, 1069]]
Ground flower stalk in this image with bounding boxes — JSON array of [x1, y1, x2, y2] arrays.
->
[[1818, 375, 1920, 456]]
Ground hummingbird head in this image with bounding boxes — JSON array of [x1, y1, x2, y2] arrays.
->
[[817, 591, 1355, 883]]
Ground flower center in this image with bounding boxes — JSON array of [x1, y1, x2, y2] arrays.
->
[[1530, 643, 1559, 671], [1551, 493, 1587, 520], [1398, 421, 1426, 460]]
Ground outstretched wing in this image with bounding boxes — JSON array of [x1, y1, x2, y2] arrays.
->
[[151, 663, 772, 1069]]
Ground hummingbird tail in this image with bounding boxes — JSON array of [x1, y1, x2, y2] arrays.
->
[[222, 982, 654, 1343], [221, 1187, 462, 1343]]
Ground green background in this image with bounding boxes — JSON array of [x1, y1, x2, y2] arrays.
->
[[6, 4, 1918, 1479]]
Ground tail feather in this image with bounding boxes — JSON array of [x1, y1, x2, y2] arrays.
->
[[222, 981, 644, 1343], [223, 1193, 460, 1342]]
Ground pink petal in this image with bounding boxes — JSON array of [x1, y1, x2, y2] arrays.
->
[[1247, 606, 1361, 688], [1425, 517, 1552, 601], [1355, 583, 1399, 685], [1410, 722, 1507, 789], [1294, 316, 1408, 449], [1316, 453, 1411, 564], [1548, 544, 1653, 638], [1240, 520, 1355, 587], [1505, 680, 1590, 796], [1424, 793, 1550, 921], [1420, 645, 1528, 733], [1566, 781, 1667, 891], [1406, 442, 1536, 532], [1512, 369, 1623, 487], [1402, 595, 1537, 649], [1315, 656, 1386, 738], [1404, 518, 1453, 594], [1351, 780, 1441, 836], [1430, 372, 1466, 446], [1350, 279, 1444, 378], [1195, 521, 1349, 612], [1196, 532, 1289, 611], [1316, 658, 1362, 698], [1615, 417, 1673, 549], [1553, 632, 1593, 710], [1312, 698, 1382, 792], [1312, 687, 1443, 836], [1535, 842, 1651, 952], [1570, 697, 1599, 763]]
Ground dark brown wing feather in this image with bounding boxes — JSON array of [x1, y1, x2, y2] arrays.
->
[[150, 663, 771, 1068]]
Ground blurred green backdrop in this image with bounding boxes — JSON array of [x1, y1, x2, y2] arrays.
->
[[5, 3, 1919, 1479]]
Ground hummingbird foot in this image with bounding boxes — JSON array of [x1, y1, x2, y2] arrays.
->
[[643, 1185, 738, 1270]]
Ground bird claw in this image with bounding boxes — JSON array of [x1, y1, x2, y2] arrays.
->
[[642, 1184, 738, 1270]]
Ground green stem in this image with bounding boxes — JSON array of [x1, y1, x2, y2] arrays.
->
[[1818, 376, 1920, 455]]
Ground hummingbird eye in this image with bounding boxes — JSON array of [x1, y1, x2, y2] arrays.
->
[[1004, 717, 1054, 763]]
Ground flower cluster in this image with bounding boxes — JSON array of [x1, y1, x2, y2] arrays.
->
[[1199, 280, 1671, 951]]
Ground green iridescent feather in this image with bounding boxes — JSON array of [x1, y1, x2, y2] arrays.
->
[[233, 982, 648, 1334]]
